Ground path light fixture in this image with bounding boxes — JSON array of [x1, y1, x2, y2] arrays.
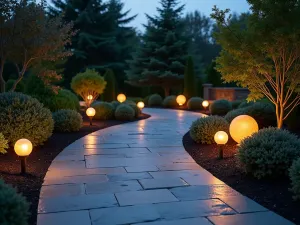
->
[[230, 115, 258, 144], [202, 100, 209, 111], [86, 107, 96, 126], [176, 95, 186, 106], [85, 94, 95, 107], [117, 93, 126, 103], [214, 131, 228, 159], [14, 139, 33, 174], [137, 101, 145, 112]]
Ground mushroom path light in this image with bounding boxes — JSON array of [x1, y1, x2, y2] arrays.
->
[[176, 95, 186, 106], [229, 115, 259, 144], [202, 100, 209, 110], [214, 131, 228, 159], [86, 107, 96, 126], [14, 139, 33, 174], [117, 94, 126, 103], [137, 102, 145, 111]]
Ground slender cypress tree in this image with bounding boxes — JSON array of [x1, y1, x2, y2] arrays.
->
[[102, 69, 116, 102], [184, 56, 197, 99]]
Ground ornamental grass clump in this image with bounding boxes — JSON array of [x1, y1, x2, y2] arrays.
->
[[163, 95, 177, 108], [148, 94, 163, 106], [92, 102, 115, 120], [53, 110, 83, 132], [190, 116, 229, 144], [0, 92, 54, 146], [209, 99, 232, 115], [0, 133, 8, 154], [289, 158, 300, 200], [0, 179, 30, 225], [115, 104, 135, 121], [238, 127, 300, 179], [187, 97, 204, 110]]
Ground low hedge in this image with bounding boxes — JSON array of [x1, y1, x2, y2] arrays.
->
[[290, 158, 300, 200], [93, 102, 115, 120], [187, 97, 203, 110], [53, 109, 83, 132], [163, 96, 177, 108], [115, 104, 135, 121], [148, 94, 163, 106], [209, 99, 232, 115]]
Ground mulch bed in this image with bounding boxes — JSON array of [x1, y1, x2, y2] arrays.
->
[[183, 132, 300, 224], [0, 113, 150, 225]]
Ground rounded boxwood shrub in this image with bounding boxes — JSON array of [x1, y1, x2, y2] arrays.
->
[[209, 99, 232, 115], [224, 102, 276, 128], [0, 179, 29, 225], [289, 158, 300, 200], [0, 133, 8, 154], [143, 95, 151, 106], [126, 103, 141, 118], [148, 94, 163, 106], [50, 89, 80, 112], [190, 116, 229, 144], [53, 110, 83, 132], [238, 101, 254, 108], [187, 97, 203, 110], [231, 100, 243, 109], [238, 127, 300, 179], [0, 92, 54, 146], [163, 95, 177, 108], [111, 101, 120, 110], [93, 102, 115, 120], [115, 104, 135, 121]]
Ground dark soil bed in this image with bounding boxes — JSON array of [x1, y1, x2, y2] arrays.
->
[[0, 113, 150, 225], [183, 132, 300, 225]]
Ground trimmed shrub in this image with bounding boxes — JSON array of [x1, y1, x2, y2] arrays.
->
[[187, 97, 203, 110], [238, 127, 300, 179], [50, 89, 80, 112], [209, 99, 232, 115], [0, 92, 54, 146], [102, 69, 116, 102], [115, 104, 135, 121], [0, 133, 8, 154], [163, 95, 177, 108], [238, 101, 254, 108], [225, 102, 276, 128], [289, 158, 300, 200], [0, 179, 30, 225], [93, 102, 115, 120], [190, 116, 229, 144], [53, 110, 83, 132], [71, 69, 106, 106], [124, 100, 136, 105], [111, 101, 120, 109], [143, 95, 151, 106], [148, 94, 163, 106], [231, 100, 243, 109], [126, 103, 141, 118], [127, 97, 144, 104]]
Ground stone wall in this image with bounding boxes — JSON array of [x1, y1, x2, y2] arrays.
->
[[203, 84, 249, 101]]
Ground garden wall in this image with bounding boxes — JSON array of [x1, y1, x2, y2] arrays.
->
[[203, 84, 249, 101]]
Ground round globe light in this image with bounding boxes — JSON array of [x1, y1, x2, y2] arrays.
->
[[214, 131, 229, 145], [202, 100, 209, 109], [230, 115, 259, 144], [87, 95, 93, 100], [14, 139, 33, 157], [86, 107, 96, 117], [117, 94, 126, 103], [176, 95, 186, 106], [137, 101, 145, 109]]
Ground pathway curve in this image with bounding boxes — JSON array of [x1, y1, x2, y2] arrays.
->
[[37, 108, 294, 225]]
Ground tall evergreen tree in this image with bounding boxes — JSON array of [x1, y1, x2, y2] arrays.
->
[[126, 0, 188, 96], [184, 56, 197, 99], [49, 0, 138, 89], [102, 69, 116, 102]]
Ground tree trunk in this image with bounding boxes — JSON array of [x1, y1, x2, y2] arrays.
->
[[10, 65, 26, 92], [276, 103, 284, 129], [0, 60, 5, 93], [164, 87, 170, 97]]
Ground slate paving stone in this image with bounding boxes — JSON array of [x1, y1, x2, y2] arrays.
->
[[86, 180, 143, 195], [115, 189, 179, 206], [38, 193, 117, 213], [139, 178, 189, 190], [84, 147, 150, 155], [40, 184, 85, 198], [90, 204, 161, 225], [107, 172, 152, 182], [48, 161, 85, 171], [218, 195, 268, 213], [135, 217, 213, 225], [154, 199, 236, 220], [37, 210, 91, 225], [208, 211, 295, 225], [157, 163, 202, 171], [43, 174, 108, 185], [170, 185, 241, 201], [125, 165, 159, 172], [84, 144, 129, 149]]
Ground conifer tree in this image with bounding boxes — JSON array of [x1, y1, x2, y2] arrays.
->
[[184, 56, 197, 99]]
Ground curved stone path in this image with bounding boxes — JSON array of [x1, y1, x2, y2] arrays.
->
[[37, 108, 294, 225]]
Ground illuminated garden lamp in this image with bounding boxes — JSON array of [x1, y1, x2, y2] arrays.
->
[[137, 101, 145, 111], [214, 131, 228, 159], [176, 95, 186, 106], [86, 107, 96, 126], [117, 93, 126, 103], [87, 95, 93, 100], [229, 115, 259, 144], [14, 139, 33, 174], [202, 100, 209, 110]]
